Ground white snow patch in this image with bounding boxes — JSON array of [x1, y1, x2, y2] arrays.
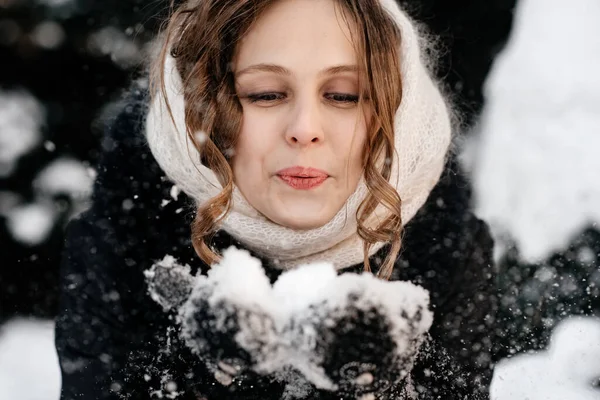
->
[[0, 318, 61, 400], [272, 262, 338, 314], [6, 202, 56, 245], [463, 0, 600, 262], [203, 247, 276, 313], [33, 157, 95, 200], [491, 316, 600, 400], [0, 90, 45, 177], [170, 185, 181, 201]]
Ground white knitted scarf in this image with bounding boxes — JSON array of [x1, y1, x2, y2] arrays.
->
[[145, 0, 452, 270]]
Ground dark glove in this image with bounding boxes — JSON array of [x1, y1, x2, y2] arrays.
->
[[145, 250, 282, 390], [274, 268, 432, 399]]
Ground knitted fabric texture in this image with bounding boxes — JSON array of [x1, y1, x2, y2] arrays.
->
[[145, 0, 452, 270]]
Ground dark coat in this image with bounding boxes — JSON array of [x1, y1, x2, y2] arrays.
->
[[55, 82, 497, 400]]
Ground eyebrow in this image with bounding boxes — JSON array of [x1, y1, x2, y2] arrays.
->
[[234, 63, 358, 78]]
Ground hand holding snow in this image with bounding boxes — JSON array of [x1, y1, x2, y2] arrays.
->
[[275, 262, 433, 395], [145, 247, 433, 396]]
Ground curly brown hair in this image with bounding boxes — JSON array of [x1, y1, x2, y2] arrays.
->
[[151, 0, 404, 280]]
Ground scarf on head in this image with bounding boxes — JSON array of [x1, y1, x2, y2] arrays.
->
[[145, 0, 452, 270]]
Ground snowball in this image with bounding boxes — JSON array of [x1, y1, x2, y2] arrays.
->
[[0, 318, 61, 400]]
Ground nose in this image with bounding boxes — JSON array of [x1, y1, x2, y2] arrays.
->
[[285, 97, 324, 146]]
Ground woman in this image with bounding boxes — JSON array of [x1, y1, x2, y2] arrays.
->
[[55, 0, 497, 398]]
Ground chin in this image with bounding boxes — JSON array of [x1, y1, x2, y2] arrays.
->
[[271, 206, 334, 231], [286, 218, 329, 230]]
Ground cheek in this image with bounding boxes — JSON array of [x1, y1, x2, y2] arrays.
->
[[351, 129, 368, 181], [233, 111, 277, 176], [352, 124, 368, 163], [335, 116, 368, 171]]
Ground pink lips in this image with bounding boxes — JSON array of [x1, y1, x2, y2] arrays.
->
[[276, 166, 329, 190]]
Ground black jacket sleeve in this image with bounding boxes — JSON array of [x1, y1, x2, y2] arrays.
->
[[54, 85, 201, 400], [55, 212, 206, 400], [395, 164, 497, 399], [54, 84, 149, 400]]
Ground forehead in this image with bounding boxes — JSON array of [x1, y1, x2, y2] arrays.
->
[[234, 0, 358, 72]]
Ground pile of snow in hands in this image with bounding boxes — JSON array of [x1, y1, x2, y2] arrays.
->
[[145, 247, 433, 393]]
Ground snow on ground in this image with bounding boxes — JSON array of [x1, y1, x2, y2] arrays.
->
[[0, 90, 45, 178], [462, 0, 600, 263], [491, 317, 600, 400], [0, 319, 61, 400]]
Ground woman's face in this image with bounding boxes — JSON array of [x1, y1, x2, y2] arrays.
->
[[232, 0, 368, 230]]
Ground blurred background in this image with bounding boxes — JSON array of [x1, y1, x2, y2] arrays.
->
[[0, 0, 599, 399]]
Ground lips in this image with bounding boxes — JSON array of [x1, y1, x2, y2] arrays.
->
[[276, 166, 329, 190]]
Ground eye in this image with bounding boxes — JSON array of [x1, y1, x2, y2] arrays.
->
[[246, 92, 286, 103], [326, 93, 360, 104]]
